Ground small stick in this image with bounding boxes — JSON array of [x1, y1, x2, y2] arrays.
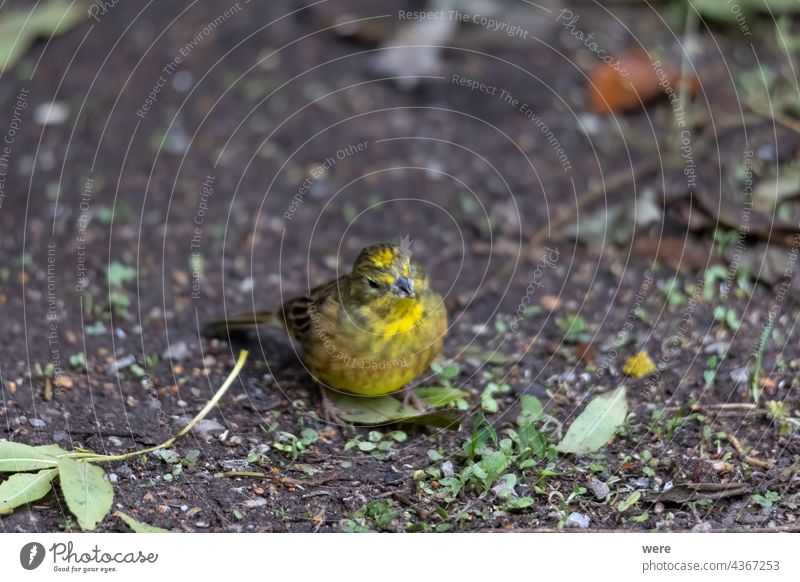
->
[[214, 471, 266, 478], [688, 403, 759, 412], [725, 431, 775, 470]]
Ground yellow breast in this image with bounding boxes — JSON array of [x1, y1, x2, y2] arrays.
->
[[302, 292, 446, 396]]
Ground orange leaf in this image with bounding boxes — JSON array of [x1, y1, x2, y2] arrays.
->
[[588, 48, 693, 115]]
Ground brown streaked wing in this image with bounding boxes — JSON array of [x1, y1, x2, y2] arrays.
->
[[280, 276, 343, 341]]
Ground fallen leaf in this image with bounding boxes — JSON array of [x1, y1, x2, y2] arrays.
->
[[58, 457, 114, 531], [413, 386, 469, 408], [0, 0, 86, 73], [694, 189, 798, 244], [556, 387, 628, 454], [753, 166, 800, 213], [622, 351, 656, 378], [0, 441, 69, 472], [588, 48, 695, 115], [0, 469, 57, 512], [115, 511, 169, 533], [617, 490, 642, 512], [726, 241, 800, 293], [632, 235, 717, 273], [328, 391, 461, 429], [653, 482, 751, 504]]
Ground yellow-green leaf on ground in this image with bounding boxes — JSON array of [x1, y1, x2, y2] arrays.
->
[[0, 469, 58, 512], [622, 351, 656, 378], [414, 386, 469, 408], [617, 490, 642, 512], [115, 511, 169, 533], [58, 457, 113, 531], [556, 387, 628, 454], [0, 0, 86, 73], [0, 441, 68, 472], [328, 392, 461, 429]]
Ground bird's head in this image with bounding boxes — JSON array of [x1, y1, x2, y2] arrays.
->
[[348, 242, 428, 306]]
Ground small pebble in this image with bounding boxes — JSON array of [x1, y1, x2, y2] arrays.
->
[[565, 512, 591, 529], [105, 355, 136, 375], [162, 341, 190, 362], [441, 460, 454, 479], [730, 367, 749, 384], [588, 477, 610, 500], [191, 419, 225, 439], [34, 101, 70, 125], [116, 464, 135, 480], [28, 418, 46, 428], [225, 435, 243, 447], [172, 70, 193, 91]]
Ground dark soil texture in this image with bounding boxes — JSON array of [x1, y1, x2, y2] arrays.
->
[[1, 0, 799, 533]]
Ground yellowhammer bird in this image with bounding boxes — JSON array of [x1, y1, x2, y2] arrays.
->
[[203, 242, 448, 422]]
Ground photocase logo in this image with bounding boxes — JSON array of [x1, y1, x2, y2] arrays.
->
[[20, 542, 46, 570]]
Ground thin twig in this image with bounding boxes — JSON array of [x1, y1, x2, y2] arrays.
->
[[214, 471, 266, 478], [74, 351, 249, 464], [725, 431, 775, 470]]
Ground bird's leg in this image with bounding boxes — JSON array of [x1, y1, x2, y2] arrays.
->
[[317, 384, 347, 425], [401, 388, 430, 413]]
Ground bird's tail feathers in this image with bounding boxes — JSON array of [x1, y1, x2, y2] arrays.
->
[[202, 311, 279, 337]]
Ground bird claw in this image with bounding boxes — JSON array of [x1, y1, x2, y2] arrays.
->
[[318, 386, 349, 426], [401, 389, 430, 413]]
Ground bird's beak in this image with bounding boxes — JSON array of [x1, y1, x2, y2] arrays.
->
[[393, 276, 414, 297]]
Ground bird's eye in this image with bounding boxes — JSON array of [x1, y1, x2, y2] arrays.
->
[[367, 279, 380, 289]]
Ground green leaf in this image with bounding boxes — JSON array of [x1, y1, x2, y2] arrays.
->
[[0, 441, 69, 472], [106, 261, 137, 286], [463, 413, 497, 458], [327, 392, 461, 429], [518, 394, 544, 423], [492, 473, 517, 498], [58, 457, 114, 531], [414, 386, 469, 407], [556, 387, 628, 454], [114, 511, 169, 533], [0, 0, 86, 73], [437, 362, 461, 380], [0, 469, 57, 512], [481, 382, 510, 413], [617, 490, 642, 512], [628, 511, 649, 523], [504, 496, 535, 509]]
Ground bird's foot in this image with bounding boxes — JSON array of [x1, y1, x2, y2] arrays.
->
[[401, 388, 431, 413], [318, 386, 348, 426]]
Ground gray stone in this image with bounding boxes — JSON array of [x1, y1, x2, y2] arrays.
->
[[588, 477, 610, 500], [565, 512, 591, 529], [162, 341, 190, 362]]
